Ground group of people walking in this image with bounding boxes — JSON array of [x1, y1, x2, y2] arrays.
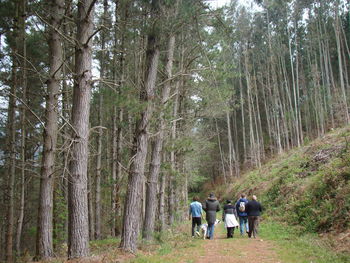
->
[[189, 193, 262, 239]]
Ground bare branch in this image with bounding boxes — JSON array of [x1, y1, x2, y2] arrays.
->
[[86, 0, 98, 20], [85, 27, 102, 46]]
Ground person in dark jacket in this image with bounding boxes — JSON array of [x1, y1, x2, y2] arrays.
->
[[245, 195, 262, 238], [203, 193, 220, 239], [235, 193, 249, 236], [222, 200, 239, 238]]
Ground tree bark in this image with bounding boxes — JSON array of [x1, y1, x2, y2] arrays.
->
[[158, 164, 166, 231], [68, 0, 95, 258], [88, 162, 95, 240], [111, 0, 128, 237], [143, 30, 176, 240], [94, 0, 108, 240], [15, 0, 27, 255], [5, 53, 18, 263], [120, 0, 160, 252], [169, 79, 180, 224], [288, 26, 301, 147], [36, 0, 64, 259], [5, 1, 22, 261]]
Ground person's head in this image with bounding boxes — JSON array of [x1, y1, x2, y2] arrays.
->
[[209, 192, 215, 198], [192, 196, 199, 202], [226, 199, 231, 204], [252, 195, 257, 201], [241, 193, 246, 198]]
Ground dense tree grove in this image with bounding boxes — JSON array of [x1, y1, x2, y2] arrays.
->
[[0, 0, 348, 261]]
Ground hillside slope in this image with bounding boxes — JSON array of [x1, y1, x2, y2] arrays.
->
[[222, 127, 350, 253]]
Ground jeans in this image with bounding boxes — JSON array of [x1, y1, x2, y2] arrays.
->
[[191, 217, 201, 236], [207, 223, 215, 239], [239, 216, 249, 235]]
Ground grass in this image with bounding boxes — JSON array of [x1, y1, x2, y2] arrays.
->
[[88, 237, 122, 258], [223, 127, 350, 238], [128, 237, 204, 263], [260, 219, 350, 263], [127, 223, 204, 263]]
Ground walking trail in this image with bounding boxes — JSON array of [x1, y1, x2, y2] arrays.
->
[[143, 222, 283, 263], [181, 224, 281, 263]]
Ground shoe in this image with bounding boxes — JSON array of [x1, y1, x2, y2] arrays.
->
[[206, 236, 210, 239], [195, 231, 200, 236]]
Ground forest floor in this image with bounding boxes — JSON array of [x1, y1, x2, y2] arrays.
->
[[86, 220, 345, 263], [88, 221, 281, 263], [124, 220, 350, 263], [31, 219, 350, 263]]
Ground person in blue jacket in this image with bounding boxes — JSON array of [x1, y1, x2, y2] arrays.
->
[[235, 193, 249, 236], [189, 196, 203, 237]]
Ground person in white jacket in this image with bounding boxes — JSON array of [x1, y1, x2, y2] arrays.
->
[[222, 200, 239, 238]]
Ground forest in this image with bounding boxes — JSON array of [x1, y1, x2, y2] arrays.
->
[[0, 0, 349, 262]]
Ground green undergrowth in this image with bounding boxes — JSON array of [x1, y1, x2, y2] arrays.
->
[[227, 127, 350, 235], [260, 220, 350, 263], [90, 237, 121, 254], [220, 127, 350, 258]]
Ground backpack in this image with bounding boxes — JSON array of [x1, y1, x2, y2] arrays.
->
[[239, 201, 246, 212]]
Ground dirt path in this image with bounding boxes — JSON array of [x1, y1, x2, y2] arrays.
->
[[186, 224, 281, 263]]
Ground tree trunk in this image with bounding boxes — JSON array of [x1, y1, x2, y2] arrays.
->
[[288, 26, 301, 147], [94, 0, 108, 241], [88, 162, 95, 240], [169, 79, 180, 224], [239, 59, 247, 164], [244, 49, 257, 166], [94, 96, 102, 240], [226, 111, 234, 177], [111, 108, 118, 236], [15, 0, 27, 255], [215, 117, 227, 183], [143, 31, 176, 240], [68, 0, 95, 258], [5, 1, 21, 261], [111, 0, 119, 238], [120, 1, 160, 251], [158, 165, 166, 231], [61, 0, 73, 241], [111, 0, 128, 237], [334, 4, 349, 124], [36, 0, 64, 259], [5, 55, 18, 263]]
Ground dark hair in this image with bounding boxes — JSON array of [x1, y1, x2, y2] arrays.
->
[[241, 193, 246, 198], [226, 200, 231, 204], [192, 196, 199, 202]]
